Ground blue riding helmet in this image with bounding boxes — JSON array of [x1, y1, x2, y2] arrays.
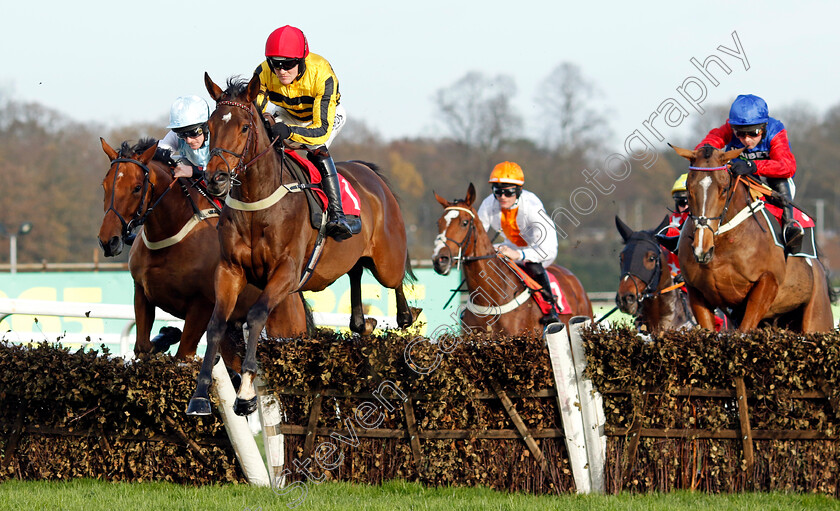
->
[[728, 94, 769, 127]]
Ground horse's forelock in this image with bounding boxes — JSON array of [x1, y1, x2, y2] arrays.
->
[[700, 144, 715, 160], [223, 76, 250, 100]]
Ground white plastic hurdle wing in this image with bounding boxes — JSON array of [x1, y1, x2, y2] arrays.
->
[[544, 317, 606, 494], [567, 316, 606, 494]]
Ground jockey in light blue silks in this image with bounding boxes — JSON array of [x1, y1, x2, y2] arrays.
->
[[158, 95, 211, 178]]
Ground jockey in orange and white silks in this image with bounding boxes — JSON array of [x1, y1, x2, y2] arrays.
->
[[477, 161, 561, 324]]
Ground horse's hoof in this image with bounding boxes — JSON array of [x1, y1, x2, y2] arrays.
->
[[186, 397, 212, 416], [399, 307, 423, 328], [363, 318, 378, 336], [151, 326, 182, 353], [234, 396, 258, 416]]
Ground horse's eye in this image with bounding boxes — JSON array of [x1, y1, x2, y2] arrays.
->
[[619, 253, 624, 263], [648, 255, 656, 262], [133, 185, 142, 193], [461, 220, 469, 227], [241, 124, 249, 134]]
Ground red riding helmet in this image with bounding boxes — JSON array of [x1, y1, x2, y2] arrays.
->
[[265, 25, 309, 59]]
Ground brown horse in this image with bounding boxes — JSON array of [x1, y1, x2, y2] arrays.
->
[[615, 216, 694, 334], [97, 138, 309, 367], [431, 183, 593, 335], [186, 74, 419, 416], [673, 143, 833, 332]]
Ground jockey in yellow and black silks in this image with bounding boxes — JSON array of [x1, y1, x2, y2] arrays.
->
[[255, 25, 351, 241]]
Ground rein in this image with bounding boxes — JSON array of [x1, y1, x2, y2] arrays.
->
[[104, 157, 168, 244]]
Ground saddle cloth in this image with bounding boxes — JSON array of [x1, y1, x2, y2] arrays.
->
[[760, 202, 818, 258], [283, 150, 362, 229], [504, 260, 571, 314]]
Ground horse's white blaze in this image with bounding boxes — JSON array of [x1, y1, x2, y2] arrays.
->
[[222, 112, 232, 123], [694, 175, 713, 258], [432, 210, 461, 258]]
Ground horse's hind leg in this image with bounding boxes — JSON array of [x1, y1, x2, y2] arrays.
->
[[173, 301, 213, 360], [348, 263, 375, 335], [394, 284, 421, 329]]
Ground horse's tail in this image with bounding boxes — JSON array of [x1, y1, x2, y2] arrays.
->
[[298, 292, 317, 335], [403, 252, 418, 287]]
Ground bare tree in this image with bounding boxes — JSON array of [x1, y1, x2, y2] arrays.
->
[[537, 62, 610, 157], [433, 71, 522, 172]]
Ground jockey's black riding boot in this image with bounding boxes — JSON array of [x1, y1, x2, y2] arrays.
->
[[767, 178, 803, 255], [525, 262, 561, 325], [309, 149, 352, 241]]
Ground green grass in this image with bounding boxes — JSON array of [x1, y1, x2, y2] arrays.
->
[[1, 479, 838, 511]]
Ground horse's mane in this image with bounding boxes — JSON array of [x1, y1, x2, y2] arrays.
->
[[117, 138, 175, 166]]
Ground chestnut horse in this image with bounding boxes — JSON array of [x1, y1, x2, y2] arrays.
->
[[614, 216, 694, 334], [673, 144, 833, 332], [97, 138, 309, 367], [431, 183, 592, 334], [186, 74, 419, 416]]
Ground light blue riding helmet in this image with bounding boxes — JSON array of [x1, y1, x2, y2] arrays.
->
[[167, 95, 210, 129], [728, 94, 769, 127]]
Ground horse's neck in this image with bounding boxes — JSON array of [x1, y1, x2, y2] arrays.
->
[[643, 261, 689, 332], [229, 139, 286, 203], [463, 234, 524, 306], [143, 166, 199, 235]]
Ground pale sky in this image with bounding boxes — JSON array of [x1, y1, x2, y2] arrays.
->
[[2, 0, 837, 149]]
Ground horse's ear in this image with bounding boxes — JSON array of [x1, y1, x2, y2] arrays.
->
[[433, 190, 449, 208], [721, 147, 745, 163], [139, 141, 159, 164], [465, 183, 476, 206], [653, 215, 670, 235], [205, 72, 223, 102], [615, 215, 634, 243], [670, 143, 696, 161], [100, 137, 118, 161], [246, 71, 262, 103]]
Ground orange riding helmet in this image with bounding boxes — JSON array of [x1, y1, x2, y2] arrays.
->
[[265, 25, 309, 59], [488, 161, 525, 186]]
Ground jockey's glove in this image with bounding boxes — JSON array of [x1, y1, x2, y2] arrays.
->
[[729, 158, 757, 176], [270, 122, 292, 140]]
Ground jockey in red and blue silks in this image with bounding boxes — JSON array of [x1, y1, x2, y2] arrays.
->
[[696, 94, 802, 254]]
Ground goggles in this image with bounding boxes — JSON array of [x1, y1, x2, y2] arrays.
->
[[734, 127, 762, 138], [674, 197, 689, 208], [174, 125, 205, 140], [492, 186, 518, 198], [268, 57, 300, 71]]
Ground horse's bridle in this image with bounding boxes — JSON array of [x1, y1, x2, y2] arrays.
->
[[437, 206, 495, 270], [687, 165, 742, 235], [104, 157, 159, 244], [207, 100, 281, 182], [618, 234, 663, 303]]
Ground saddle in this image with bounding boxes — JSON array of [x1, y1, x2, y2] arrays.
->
[[742, 175, 817, 258], [280, 150, 362, 233]]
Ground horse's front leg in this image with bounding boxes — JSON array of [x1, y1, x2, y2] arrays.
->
[[234, 265, 297, 416], [186, 263, 247, 416], [686, 285, 717, 330], [173, 300, 213, 360], [739, 273, 779, 331], [133, 284, 155, 356]]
